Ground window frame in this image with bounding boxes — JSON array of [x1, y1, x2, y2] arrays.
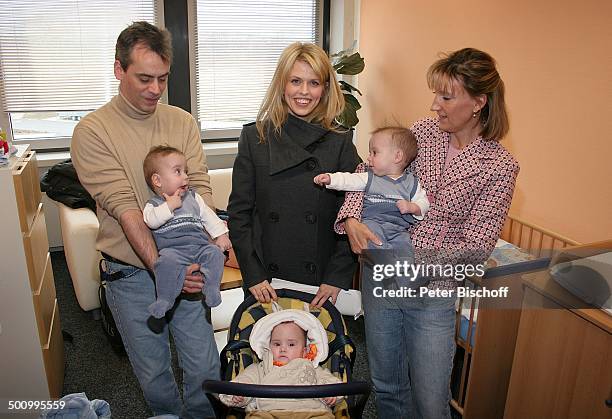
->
[[0, 0, 330, 150], [0, 0, 164, 151], [186, 0, 329, 142]]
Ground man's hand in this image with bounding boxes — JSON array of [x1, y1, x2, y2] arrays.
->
[[214, 233, 232, 251], [249, 280, 278, 303], [182, 263, 204, 293], [344, 218, 382, 254], [163, 188, 184, 212], [396, 199, 421, 215], [313, 173, 331, 186], [311, 284, 341, 308]]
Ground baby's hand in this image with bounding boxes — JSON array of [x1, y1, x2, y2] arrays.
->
[[322, 396, 337, 406], [163, 189, 184, 212], [396, 199, 421, 215], [314, 173, 331, 186], [214, 233, 232, 252], [231, 395, 246, 405]]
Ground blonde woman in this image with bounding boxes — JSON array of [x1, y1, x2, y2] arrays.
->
[[228, 42, 360, 308]]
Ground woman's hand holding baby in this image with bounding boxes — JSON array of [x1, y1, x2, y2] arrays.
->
[[163, 188, 184, 212], [345, 218, 382, 254], [313, 173, 331, 186]]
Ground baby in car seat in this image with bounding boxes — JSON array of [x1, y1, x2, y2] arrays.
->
[[219, 309, 343, 418]]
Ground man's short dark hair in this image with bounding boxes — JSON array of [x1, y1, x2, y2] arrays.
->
[[115, 21, 173, 70]]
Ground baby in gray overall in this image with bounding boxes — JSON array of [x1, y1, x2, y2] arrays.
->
[[143, 145, 231, 318], [314, 126, 429, 286]]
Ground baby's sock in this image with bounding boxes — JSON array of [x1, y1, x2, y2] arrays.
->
[[203, 282, 222, 307]]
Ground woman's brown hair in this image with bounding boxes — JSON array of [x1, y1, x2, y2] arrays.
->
[[427, 48, 509, 140]]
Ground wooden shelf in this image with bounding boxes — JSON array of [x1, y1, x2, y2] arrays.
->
[[0, 146, 64, 401]]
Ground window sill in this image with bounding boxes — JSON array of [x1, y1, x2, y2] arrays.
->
[[36, 141, 238, 170], [203, 140, 238, 156], [37, 150, 71, 169]]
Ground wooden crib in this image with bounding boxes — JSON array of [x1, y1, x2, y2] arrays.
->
[[450, 214, 580, 418]]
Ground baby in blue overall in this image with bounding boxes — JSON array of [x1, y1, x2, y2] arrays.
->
[[143, 145, 231, 318], [314, 126, 429, 286]]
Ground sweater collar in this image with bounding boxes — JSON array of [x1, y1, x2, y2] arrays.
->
[[114, 92, 158, 120]]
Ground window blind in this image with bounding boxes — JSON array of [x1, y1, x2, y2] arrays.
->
[[195, 0, 320, 131], [0, 0, 157, 113]]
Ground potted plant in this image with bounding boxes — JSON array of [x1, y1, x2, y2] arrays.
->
[[332, 45, 365, 128]]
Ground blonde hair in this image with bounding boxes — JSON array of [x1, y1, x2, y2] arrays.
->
[[427, 48, 509, 141], [372, 126, 417, 167], [256, 42, 345, 142], [143, 145, 183, 191]]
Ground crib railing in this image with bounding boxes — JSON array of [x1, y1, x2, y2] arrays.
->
[[451, 214, 580, 417], [501, 214, 580, 257]]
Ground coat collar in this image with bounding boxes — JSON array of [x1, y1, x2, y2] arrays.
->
[[268, 114, 329, 175]]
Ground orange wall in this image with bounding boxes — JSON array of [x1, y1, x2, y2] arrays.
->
[[357, 0, 612, 244]]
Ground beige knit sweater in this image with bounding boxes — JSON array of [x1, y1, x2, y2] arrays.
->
[[71, 94, 212, 268]]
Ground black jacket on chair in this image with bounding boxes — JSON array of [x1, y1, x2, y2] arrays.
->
[[228, 115, 361, 290], [40, 159, 96, 212]]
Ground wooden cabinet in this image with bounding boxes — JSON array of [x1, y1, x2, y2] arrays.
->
[[504, 265, 612, 418], [454, 304, 523, 418], [0, 145, 64, 405], [451, 268, 535, 419]]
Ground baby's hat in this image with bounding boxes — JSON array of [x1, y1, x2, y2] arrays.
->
[[249, 307, 329, 366]]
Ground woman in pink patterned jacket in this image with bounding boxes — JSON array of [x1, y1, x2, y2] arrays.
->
[[335, 48, 519, 418]]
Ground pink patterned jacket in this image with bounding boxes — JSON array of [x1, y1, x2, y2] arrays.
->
[[335, 117, 520, 283]]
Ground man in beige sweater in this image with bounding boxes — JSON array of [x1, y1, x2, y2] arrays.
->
[[71, 22, 219, 418]]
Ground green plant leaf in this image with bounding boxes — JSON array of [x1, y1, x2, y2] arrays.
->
[[337, 93, 361, 128], [339, 80, 362, 96], [331, 45, 364, 126], [345, 93, 362, 111], [333, 52, 365, 75], [330, 41, 357, 59]]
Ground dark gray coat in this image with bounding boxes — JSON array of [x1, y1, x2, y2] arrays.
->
[[228, 115, 360, 290]]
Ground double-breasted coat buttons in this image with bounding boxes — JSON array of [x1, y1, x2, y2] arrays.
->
[[305, 159, 317, 171], [305, 212, 316, 224]]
